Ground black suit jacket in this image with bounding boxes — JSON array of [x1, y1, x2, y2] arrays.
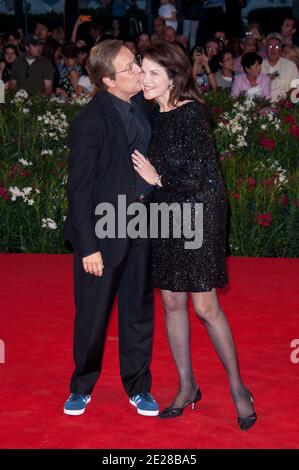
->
[[64, 91, 148, 267]]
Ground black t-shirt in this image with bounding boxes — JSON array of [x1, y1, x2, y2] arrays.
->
[[10, 54, 54, 95]]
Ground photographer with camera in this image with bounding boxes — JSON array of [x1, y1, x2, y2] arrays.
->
[[191, 43, 217, 93], [261, 33, 299, 102]]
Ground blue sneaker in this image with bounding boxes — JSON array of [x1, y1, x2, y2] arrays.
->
[[63, 393, 91, 416], [129, 392, 159, 416]]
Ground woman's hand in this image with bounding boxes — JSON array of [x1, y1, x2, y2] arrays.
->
[[201, 54, 210, 69], [132, 150, 162, 186], [56, 87, 68, 98]]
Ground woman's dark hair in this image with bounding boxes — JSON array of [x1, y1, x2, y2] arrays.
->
[[212, 36, 225, 51], [226, 37, 242, 58], [7, 30, 21, 41], [215, 49, 233, 70], [122, 35, 137, 46], [42, 39, 61, 90], [174, 40, 187, 53], [77, 45, 90, 55], [241, 52, 262, 72], [1, 45, 18, 79], [3, 44, 19, 59], [90, 21, 103, 33], [42, 38, 61, 64], [79, 53, 90, 76], [61, 42, 78, 59], [144, 41, 205, 106], [190, 45, 203, 63], [98, 33, 115, 43], [218, 49, 232, 62]]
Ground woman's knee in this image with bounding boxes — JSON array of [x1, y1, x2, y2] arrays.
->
[[194, 301, 221, 322], [162, 294, 187, 313]]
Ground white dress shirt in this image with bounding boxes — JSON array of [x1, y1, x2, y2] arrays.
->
[[261, 56, 299, 102]]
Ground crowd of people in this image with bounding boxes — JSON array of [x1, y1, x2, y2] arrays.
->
[[0, 8, 298, 103]]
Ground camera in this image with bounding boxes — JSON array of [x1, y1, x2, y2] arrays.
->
[[195, 46, 203, 54]]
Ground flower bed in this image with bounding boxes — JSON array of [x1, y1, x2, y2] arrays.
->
[[0, 90, 298, 256]]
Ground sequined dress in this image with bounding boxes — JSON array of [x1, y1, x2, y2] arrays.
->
[[148, 101, 228, 292]]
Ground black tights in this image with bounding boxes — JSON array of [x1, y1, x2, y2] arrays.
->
[[161, 288, 254, 418]]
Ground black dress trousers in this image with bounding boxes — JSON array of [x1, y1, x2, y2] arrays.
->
[[70, 236, 153, 398]]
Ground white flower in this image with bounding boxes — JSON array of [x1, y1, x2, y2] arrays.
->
[[49, 95, 67, 104], [8, 186, 35, 205], [37, 110, 69, 138], [9, 186, 23, 201], [42, 218, 57, 230], [18, 158, 32, 166], [22, 187, 32, 195], [22, 108, 29, 114], [278, 174, 287, 183], [275, 165, 288, 183], [41, 149, 53, 156], [69, 94, 92, 106], [16, 89, 28, 98], [11, 89, 29, 104]]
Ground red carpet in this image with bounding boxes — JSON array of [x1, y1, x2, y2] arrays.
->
[[0, 254, 298, 449]]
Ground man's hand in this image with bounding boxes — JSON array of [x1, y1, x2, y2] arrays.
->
[[82, 251, 104, 276]]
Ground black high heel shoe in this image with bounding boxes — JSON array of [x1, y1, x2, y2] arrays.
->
[[237, 391, 257, 431], [159, 388, 202, 419]]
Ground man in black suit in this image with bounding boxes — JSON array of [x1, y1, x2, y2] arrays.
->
[[63, 40, 158, 417]]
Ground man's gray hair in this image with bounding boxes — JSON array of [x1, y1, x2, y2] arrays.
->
[[266, 32, 283, 44]]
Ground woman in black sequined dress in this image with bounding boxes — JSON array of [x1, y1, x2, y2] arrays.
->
[[132, 42, 257, 430]]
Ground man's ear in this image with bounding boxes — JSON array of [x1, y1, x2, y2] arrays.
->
[[103, 76, 115, 89]]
